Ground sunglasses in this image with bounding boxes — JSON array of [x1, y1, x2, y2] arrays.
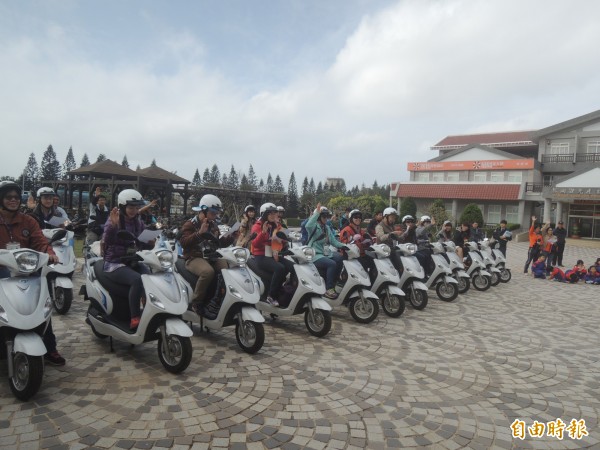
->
[[3, 195, 20, 201]]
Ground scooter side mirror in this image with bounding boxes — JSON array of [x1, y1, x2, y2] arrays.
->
[[276, 231, 290, 241], [49, 229, 68, 243]]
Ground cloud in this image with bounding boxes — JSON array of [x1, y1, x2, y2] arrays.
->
[[1, 0, 600, 189]]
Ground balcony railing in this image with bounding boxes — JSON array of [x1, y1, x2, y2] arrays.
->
[[525, 183, 543, 193], [542, 153, 600, 163]]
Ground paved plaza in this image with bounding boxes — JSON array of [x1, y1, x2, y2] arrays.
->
[[1, 240, 599, 449]]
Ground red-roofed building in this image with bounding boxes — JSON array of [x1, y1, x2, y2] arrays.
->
[[391, 109, 600, 238]]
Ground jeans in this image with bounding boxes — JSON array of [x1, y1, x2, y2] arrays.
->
[[314, 252, 343, 290], [104, 264, 150, 318], [254, 256, 293, 298]]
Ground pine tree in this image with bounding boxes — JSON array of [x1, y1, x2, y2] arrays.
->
[[339, 179, 346, 194], [316, 181, 323, 195], [273, 175, 285, 193], [210, 164, 220, 185], [136, 164, 141, 171], [202, 168, 211, 185], [121, 155, 129, 168], [258, 179, 265, 192], [309, 178, 315, 194], [23, 153, 38, 191], [240, 174, 251, 190], [247, 164, 258, 189], [228, 165, 239, 189], [80, 153, 90, 168], [301, 177, 309, 196], [221, 173, 228, 187], [62, 146, 76, 178], [40, 145, 61, 182], [151, 159, 157, 167], [96, 154, 107, 163], [266, 173, 274, 193], [287, 172, 299, 216], [192, 169, 201, 186]]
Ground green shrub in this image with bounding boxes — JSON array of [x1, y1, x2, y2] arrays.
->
[[459, 203, 483, 226], [399, 197, 417, 219]]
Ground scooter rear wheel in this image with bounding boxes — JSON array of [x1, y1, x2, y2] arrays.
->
[[9, 352, 44, 401], [53, 287, 73, 315], [305, 309, 332, 337], [235, 321, 265, 354], [349, 296, 379, 324], [158, 335, 192, 374], [436, 281, 459, 302], [499, 268, 512, 283], [381, 289, 405, 318], [490, 271, 500, 286], [472, 274, 491, 291], [457, 276, 470, 294]]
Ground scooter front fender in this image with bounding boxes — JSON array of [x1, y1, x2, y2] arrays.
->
[[411, 281, 429, 291], [55, 277, 74, 289], [308, 297, 332, 311], [349, 288, 379, 300], [489, 267, 501, 273], [165, 318, 193, 337], [479, 270, 491, 277], [241, 306, 265, 323], [456, 270, 470, 278], [13, 331, 47, 356], [444, 276, 458, 284], [384, 284, 405, 297]]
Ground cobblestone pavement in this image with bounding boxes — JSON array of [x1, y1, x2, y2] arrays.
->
[[1, 240, 599, 449]]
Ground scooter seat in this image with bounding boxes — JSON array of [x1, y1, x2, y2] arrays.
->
[[93, 260, 131, 299], [175, 258, 199, 286]]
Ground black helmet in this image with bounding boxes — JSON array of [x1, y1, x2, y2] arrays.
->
[[0, 181, 22, 202]]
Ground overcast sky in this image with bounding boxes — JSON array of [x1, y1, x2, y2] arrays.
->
[[2, 0, 600, 189]]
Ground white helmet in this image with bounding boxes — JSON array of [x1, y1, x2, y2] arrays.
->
[[117, 189, 145, 207], [383, 207, 398, 218], [319, 206, 332, 217], [402, 215, 415, 223], [37, 187, 56, 198], [349, 209, 362, 220], [244, 204, 255, 213], [277, 206, 285, 212], [420, 215, 431, 223], [260, 202, 277, 216], [193, 194, 222, 212]]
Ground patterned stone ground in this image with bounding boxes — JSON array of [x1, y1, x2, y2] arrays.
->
[[1, 240, 599, 449]]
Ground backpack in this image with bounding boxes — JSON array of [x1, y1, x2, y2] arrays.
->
[[300, 218, 319, 245]]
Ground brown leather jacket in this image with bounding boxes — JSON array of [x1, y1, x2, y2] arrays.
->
[[0, 210, 56, 256]]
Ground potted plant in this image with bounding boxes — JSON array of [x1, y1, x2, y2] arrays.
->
[[571, 221, 580, 239]]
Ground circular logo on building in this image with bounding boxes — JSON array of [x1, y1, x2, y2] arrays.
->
[[472, 161, 481, 169]]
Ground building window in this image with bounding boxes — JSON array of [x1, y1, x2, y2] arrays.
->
[[490, 171, 504, 182], [506, 205, 519, 224], [543, 175, 554, 187], [587, 141, 600, 153], [473, 172, 486, 182], [446, 172, 459, 182], [550, 142, 570, 154], [487, 205, 502, 224], [432, 172, 444, 182], [507, 171, 522, 182], [416, 172, 429, 182]]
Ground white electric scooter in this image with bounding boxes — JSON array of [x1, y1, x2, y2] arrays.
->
[[440, 241, 471, 294], [476, 240, 502, 286], [176, 234, 266, 354], [81, 231, 193, 374], [365, 243, 406, 317], [42, 228, 76, 314], [324, 243, 379, 324], [484, 238, 512, 283], [0, 246, 57, 400], [464, 242, 492, 291], [248, 233, 333, 337], [422, 242, 459, 302], [394, 243, 429, 310]]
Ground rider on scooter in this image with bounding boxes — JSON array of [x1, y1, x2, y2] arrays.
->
[[28, 187, 69, 230], [375, 207, 408, 270], [102, 189, 155, 330], [415, 215, 436, 276], [236, 204, 257, 249], [339, 209, 376, 281], [179, 194, 233, 320], [0, 181, 65, 366]]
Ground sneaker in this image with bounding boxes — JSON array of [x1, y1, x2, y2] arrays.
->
[[266, 296, 279, 307], [130, 316, 141, 330], [324, 289, 338, 299], [44, 351, 66, 366]]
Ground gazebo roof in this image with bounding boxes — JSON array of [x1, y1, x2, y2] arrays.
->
[[137, 166, 190, 184], [68, 159, 139, 179]]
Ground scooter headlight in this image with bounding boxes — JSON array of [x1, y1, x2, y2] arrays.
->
[[0, 305, 7, 323], [406, 244, 416, 255], [15, 251, 39, 273], [156, 250, 173, 270], [380, 244, 391, 257], [233, 248, 250, 264], [302, 247, 315, 261]]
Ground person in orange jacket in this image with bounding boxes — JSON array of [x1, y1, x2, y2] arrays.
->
[[523, 216, 547, 273]]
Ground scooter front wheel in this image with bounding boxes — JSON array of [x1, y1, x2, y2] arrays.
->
[[53, 287, 73, 315], [436, 281, 458, 302], [9, 352, 44, 401], [490, 271, 500, 286], [408, 288, 428, 310], [349, 295, 379, 324], [381, 288, 405, 318], [235, 321, 265, 354], [157, 335, 192, 374], [500, 268, 512, 283], [457, 276, 470, 294], [305, 308, 332, 337], [472, 273, 491, 291]]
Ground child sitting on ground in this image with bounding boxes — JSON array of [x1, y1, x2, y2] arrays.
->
[[584, 265, 600, 285], [549, 266, 566, 282], [531, 255, 547, 279], [564, 260, 587, 283]]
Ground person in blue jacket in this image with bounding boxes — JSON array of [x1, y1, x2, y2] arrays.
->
[[305, 203, 348, 299]]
